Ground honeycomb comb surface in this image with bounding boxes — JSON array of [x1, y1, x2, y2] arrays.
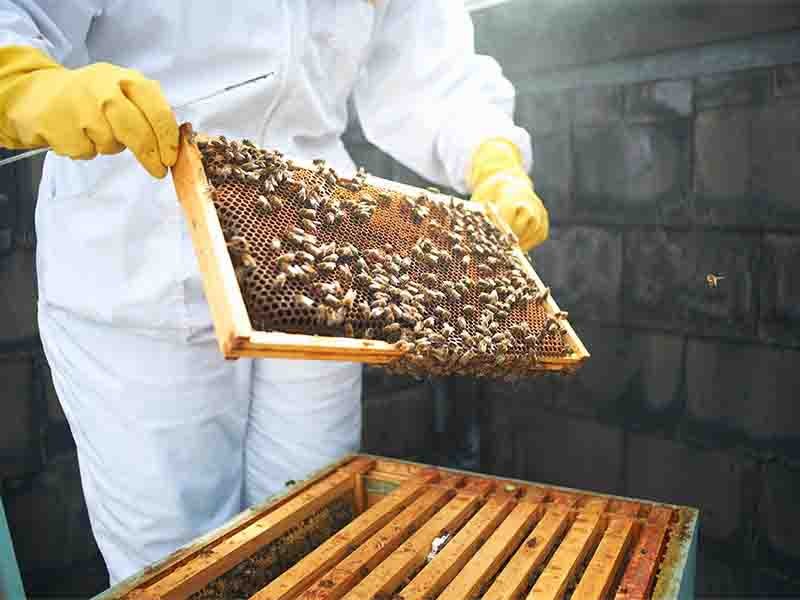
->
[[199, 136, 574, 378]]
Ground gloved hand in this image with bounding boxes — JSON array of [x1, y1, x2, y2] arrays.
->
[[467, 137, 549, 251], [0, 45, 178, 178]]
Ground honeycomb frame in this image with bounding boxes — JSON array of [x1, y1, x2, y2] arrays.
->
[[170, 123, 588, 374]]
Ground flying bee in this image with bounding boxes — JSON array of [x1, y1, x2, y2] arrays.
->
[[706, 273, 726, 288]]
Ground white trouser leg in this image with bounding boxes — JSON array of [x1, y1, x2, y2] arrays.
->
[[38, 304, 252, 585], [244, 360, 363, 506]]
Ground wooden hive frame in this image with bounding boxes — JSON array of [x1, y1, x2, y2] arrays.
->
[[170, 124, 589, 371], [96, 455, 698, 600]]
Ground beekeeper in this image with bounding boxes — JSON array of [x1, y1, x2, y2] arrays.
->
[[0, 1, 549, 585]]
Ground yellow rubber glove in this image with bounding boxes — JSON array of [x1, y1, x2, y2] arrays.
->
[[468, 137, 549, 251], [0, 45, 177, 178]]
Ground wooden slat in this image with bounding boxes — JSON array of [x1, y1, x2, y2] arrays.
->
[[607, 500, 642, 518], [297, 480, 460, 600], [342, 481, 492, 600], [550, 491, 579, 508], [171, 123, 252, 356], [399, 494, 517, 600], [141, 469, 354, 600], [572, 517, 636, 600], [528, 512, 604, 600], [614, 508, 673, 600], [482, 506, 570, 600], [251, 470, 440, 600], [579, 496, 610, 514], [437, 499, 541, 600]]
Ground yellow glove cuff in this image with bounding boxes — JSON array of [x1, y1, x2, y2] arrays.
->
[[0, 45, 64, 148], [467, 137, 526, 191]]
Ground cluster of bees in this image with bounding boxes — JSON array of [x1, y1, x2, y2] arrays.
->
[[190, 498, 353, 599], [198, 136, 573, 379]]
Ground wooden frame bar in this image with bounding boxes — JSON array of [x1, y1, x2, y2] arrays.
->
[[97, 455, 696, 600], [170, 124, 589, 370]]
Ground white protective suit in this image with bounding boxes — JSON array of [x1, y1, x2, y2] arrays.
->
[[0, 0, 532, 584]]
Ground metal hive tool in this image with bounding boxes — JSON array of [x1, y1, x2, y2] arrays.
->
[[170, 123, 588, 377], [99, 455, 698, 600]]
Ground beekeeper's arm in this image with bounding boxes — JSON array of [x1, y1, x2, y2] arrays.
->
[[352, 0, 548, 250], [0, 0, 177, 177]]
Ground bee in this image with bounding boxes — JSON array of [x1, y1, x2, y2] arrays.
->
[[256, 196, 272, 215], [533, 287, 551, 305], [555, 310, 569, 320], [477, 264, 493, 276], [322, 254, 339, 264], [463, 305, 476, 318], [423, 317, 436, 328], [324, 294, 341, 308], [342, 289, 357, 308], [478, 337, 491, 354], [299, 208, 317, 219], [319, 261, 337, 273], [434, 306, 451, 320], [302, 218, 317, 232], [384, 323, 401, 334], [329, 307, 347, 326], [287, 232, 305, 245], [457, 316, 468, 330], [240, 253, 258, 271], [270, 238, 282, 251], [358, 302, 371, 319], [226, 235, 250, 254], [364, 327, 375, 338], [461, 255, 471, 267], [425, 254, 439, 267], [370, 307, 386, 319], [492, 332, 507, 344], [442, 322, 455, 336], [277, 252, 295, 265], [355, 273, 371, 286], [295, 294, 315, 309], [338, 264, 353, 279]]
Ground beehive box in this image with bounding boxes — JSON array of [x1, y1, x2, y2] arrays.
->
[[98, 455, 697, 600], [171, 124, 588, 378]]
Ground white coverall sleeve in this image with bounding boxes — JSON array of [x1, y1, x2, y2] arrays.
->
[[0, 0, 97, 64], [352, 0, 532, 195]]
